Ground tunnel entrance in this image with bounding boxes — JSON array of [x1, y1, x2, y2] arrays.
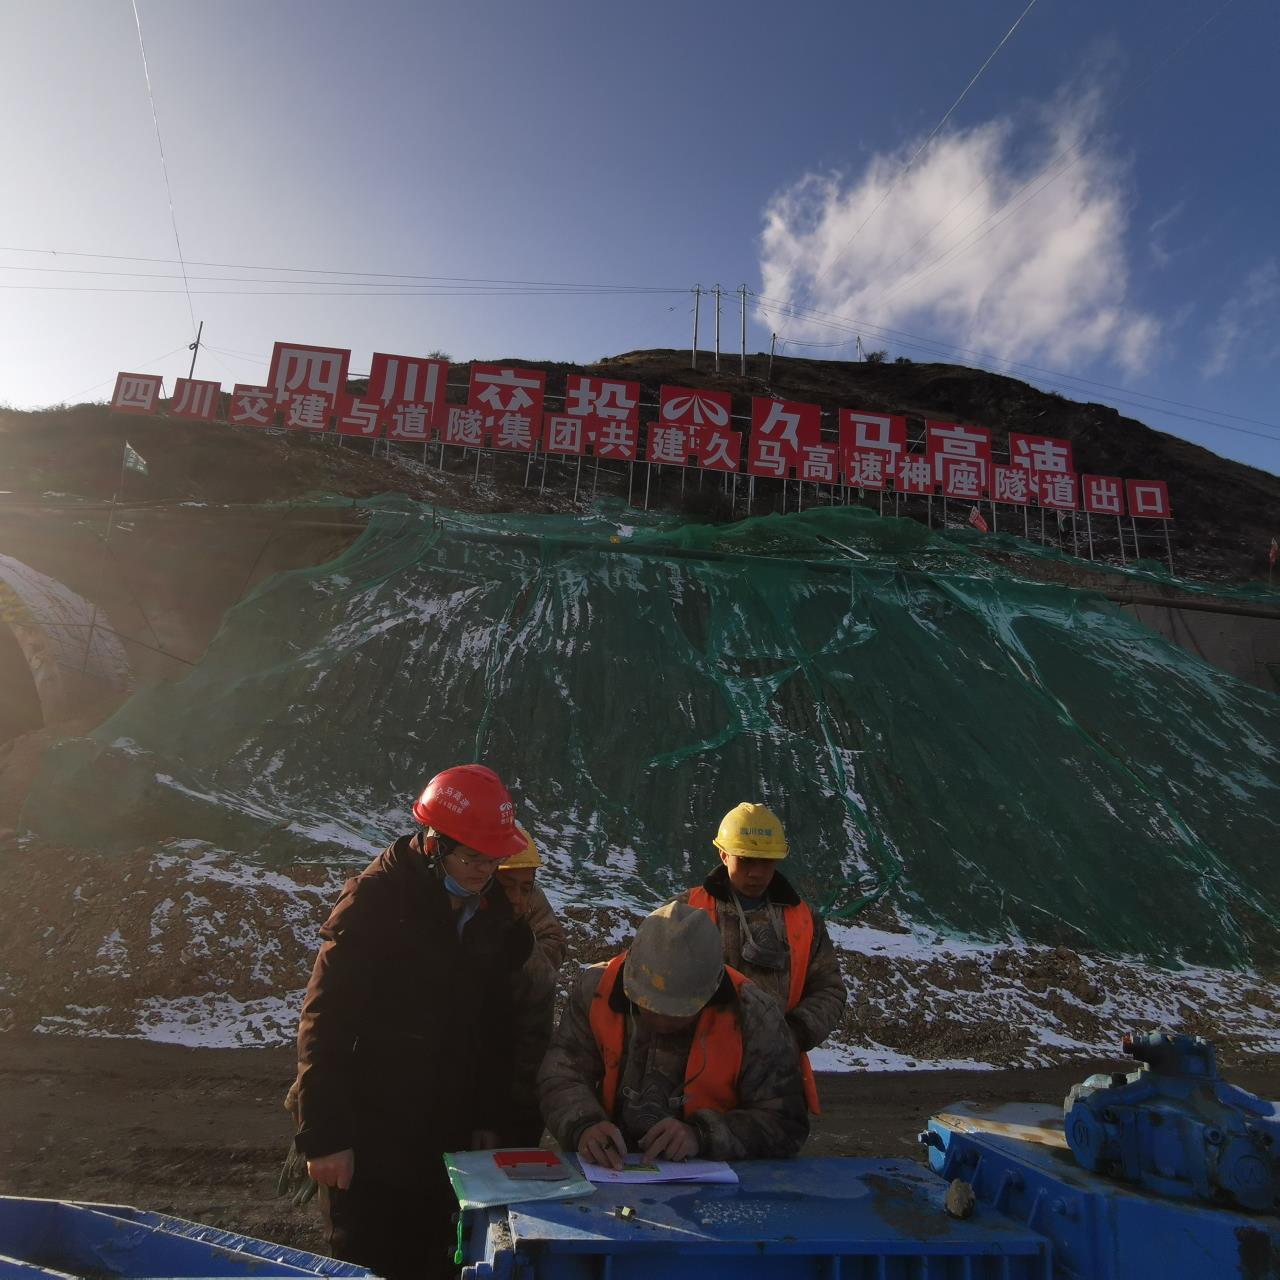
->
[[0, 622, 44, 744]]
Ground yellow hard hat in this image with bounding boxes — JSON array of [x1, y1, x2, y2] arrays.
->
[[713, 802, 788, 859], [497, 824, 542, 871]]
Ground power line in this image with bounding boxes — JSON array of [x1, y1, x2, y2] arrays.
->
[[824, 0, 1041, 272], [129, 0, 196, 338], [0, 245, 688, 293], [0, 283, 686, 298], [868, 0, 1242, 311], [0, 263, 686, 294], [61, 342, 190, 403]]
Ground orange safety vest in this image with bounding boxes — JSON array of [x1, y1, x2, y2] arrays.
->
[[687, 886, 821, 1114], [588, 952, 748, 1119]]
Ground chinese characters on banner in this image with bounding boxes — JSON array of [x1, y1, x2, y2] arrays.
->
[[268, 341, 351, 431], [649, 385, 732, 467], [169, 378, 220, 422], [748, 397, 820, 479], [927, 420, 992, 500], [550, 376, 640, 460], [839, 411, 906, 488], [1082, 475, 1126, 516], [993, 464, 1033, 506], [229, 385, 275, 428], [110, 373, 164, 415], [105, 350, 1174, 518], [376, 353, 450, 441], [467, 365, 546, 452], [1125, 479, 1172, 519]]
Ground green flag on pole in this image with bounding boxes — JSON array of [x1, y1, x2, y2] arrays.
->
[[123, 442, 149, 476]]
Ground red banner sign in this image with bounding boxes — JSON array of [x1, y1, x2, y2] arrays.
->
[[838, 411, 907, 476], [926, 421, 991, 493], [1082, 474, 1126, 516], [228, 385, 275, 428], [110, 372, 164, 415], [563, 376, 641, 458], [1009, 432, 1074, 476], [844, 448, 892, 489], [748, 397, 820, 478], [103, 347, 1176, 520], [169, 378, 220, 422], [268, 342, 351, 430], [1126, 479, 1172, 519], [468, 365, 546, 444], [993, 464, 1033, 506], [368, 353, 448, 440], [696, 426, 741, 472]]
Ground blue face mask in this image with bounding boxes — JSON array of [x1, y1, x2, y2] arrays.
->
[[443, 871, 483, 900]]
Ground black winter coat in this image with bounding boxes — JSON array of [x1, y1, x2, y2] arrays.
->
[[292, 833, 533, 1185]]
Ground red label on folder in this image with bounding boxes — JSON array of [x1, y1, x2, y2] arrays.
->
[[493, 1150, 561, 1168]]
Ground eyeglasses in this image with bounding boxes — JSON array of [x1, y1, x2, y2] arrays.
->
[[447, 849, 495, 870]]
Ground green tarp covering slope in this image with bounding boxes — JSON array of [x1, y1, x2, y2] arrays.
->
[[24, 499, 1280, 968]]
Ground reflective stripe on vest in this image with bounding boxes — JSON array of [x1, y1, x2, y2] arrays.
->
[[686, 885, 822, 1115], [588, 952, 747, 1120]]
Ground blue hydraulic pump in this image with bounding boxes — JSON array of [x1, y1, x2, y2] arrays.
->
[[1064, 1031, 1280, 1212]]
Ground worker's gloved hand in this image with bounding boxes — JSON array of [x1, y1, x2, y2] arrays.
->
[[578, 1121, 627, 1170], [276, 1144, 319, 1207], [640, 1117, 699, 1163], [307, 1148, 355, 1190]]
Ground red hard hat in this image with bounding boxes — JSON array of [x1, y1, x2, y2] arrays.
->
[[411, 764, 527, 860]]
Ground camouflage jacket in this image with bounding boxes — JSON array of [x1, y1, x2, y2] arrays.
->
[[676, 866, 846, 1053], [538, 959, 809, 1161], [510, 884, 566, 1115]]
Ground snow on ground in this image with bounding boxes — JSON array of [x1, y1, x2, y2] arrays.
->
[[3, 840, 1279, 1070]]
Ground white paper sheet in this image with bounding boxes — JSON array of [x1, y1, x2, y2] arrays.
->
[[578, 1154, 739, 1185]]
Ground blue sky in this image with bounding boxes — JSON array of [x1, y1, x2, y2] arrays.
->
[[1, 0, 1276, 474]]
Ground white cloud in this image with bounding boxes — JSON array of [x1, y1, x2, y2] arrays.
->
[[1147, 199, 1185, 269], [757, 94, 1160, 375], [1200, 259, 1280, 379]]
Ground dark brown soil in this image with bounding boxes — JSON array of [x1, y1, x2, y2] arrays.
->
[[1, 1032, 1277, 1256]]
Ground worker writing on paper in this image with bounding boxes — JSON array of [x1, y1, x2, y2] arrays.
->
[[537, 901, 808, 1170]]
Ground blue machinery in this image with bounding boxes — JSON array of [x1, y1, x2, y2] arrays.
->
[[0, 1036, 1275, 1279], [0, 1197, 370, 1278], [462, 1036, 1280, 1280]]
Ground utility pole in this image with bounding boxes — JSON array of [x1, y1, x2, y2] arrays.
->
[[187, 320, 204, 378], [691, 285, 701, 370], [714, 285, 721, 373], [739, 285, 747, 376], [855, 335, 864, 363], [768, 333, 777, 384]]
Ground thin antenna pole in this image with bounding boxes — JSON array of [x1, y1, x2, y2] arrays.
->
[[739, 285, 747, 376], [187, 319, 203, 379], [714, 285, 721, 372], [692, 286, 701, 370]]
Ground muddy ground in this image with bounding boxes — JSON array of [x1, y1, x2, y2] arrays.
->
[[2, 1032, 1277, 1255]]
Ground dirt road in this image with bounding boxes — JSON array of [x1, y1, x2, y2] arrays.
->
[[2, 1032, 1277, 1254]]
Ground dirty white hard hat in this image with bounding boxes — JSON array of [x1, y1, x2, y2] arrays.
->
[[623, 901, 725, 1017]]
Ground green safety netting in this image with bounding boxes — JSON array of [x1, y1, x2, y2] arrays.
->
[[22, 497, 1280, 968]]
